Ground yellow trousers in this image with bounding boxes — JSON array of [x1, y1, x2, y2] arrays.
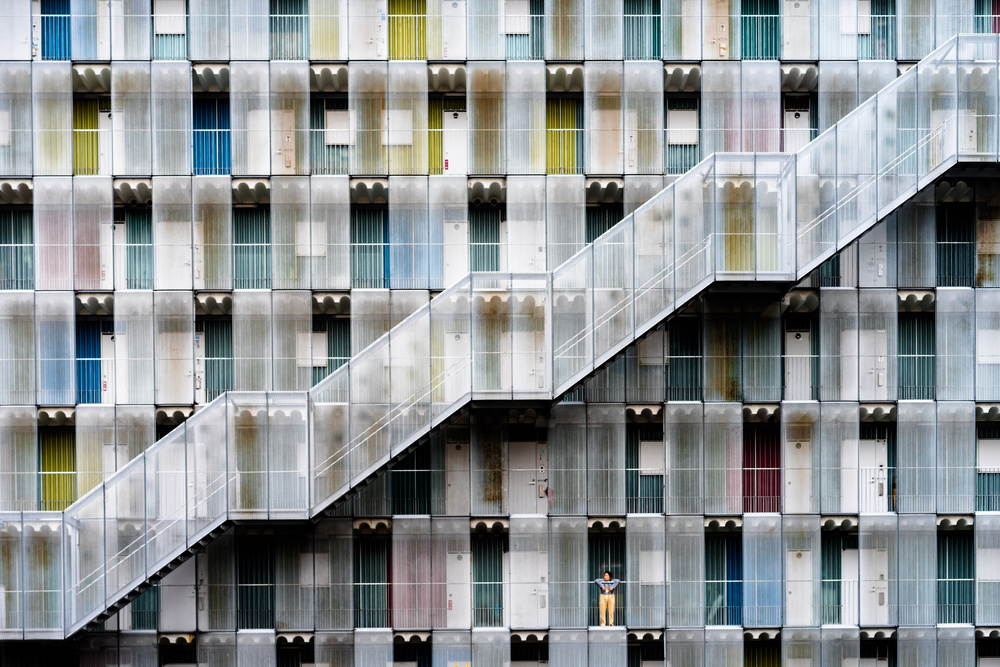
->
[[599, 593, 616, 626]]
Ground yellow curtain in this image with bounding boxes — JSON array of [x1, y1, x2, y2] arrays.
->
[[388, 0, 427, 59], [73, 99, 99, 175], [40, 430, 76, 511], [546, 97, 580, 174]]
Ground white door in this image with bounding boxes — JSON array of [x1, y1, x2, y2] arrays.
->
[[858, 438, 888, 513], [446, 550, 471, 628], [510, 548, 548, 628], [859, 327, 888, 401], [785, 328, 812, 400], [443, 218, 469, 286], [783, 103, 812, 153], [509, 441, 546, 514], [445, 439, 470, 515], [441, 0, 467, 59], [784, 429, 812, 514], [840, 437, 859, 514], [785, 548, 813, 624], [113, 327, 129, 404], [100, 214, 114, 290], [442, 110, 468, 174], [782, 0, 811, 58], [860, 545, 889, 626]]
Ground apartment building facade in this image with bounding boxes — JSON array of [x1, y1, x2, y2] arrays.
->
[[1, 1, 1000, 665]]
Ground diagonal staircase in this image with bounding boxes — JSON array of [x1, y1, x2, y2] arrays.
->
[[6, 34, 998, 639]]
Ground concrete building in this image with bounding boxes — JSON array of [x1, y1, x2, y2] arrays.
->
[[0, 0, 999, 664]]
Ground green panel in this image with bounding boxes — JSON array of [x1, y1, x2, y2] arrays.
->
[[40, 430, 76, 511], [623, 0, 661, 59], [388, 0, 426, 59], [668, 317, 702, 401], [470, 207, 502, 271], [626, 423, 664, 513], [937, 531, 974, 623], [0, 209, 34, 289], [588, 533, 626, 626], [310, 97, 349, 175], [937, 202, 976, 287], [73, 99, 99, 175], [546, 97, 583, 175], [233, 208, 272, 289], [740, 0, 779, 59], [586, 203, 624, 244], [203, 319, 234, 401], [472, 535, 505, 627], [351, 207, 387, 289], [354, 536, 389, 628], [125, 208, 154, 290], [898, 313, 934, 400], [130, 585, 159, 630], [237, 536, 275, 629]]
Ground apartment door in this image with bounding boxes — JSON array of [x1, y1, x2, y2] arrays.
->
[[784, 423, 813, 513], [509, 440, 548, 514], [860, 545, 889, 626], [859, 438, 888, 513]]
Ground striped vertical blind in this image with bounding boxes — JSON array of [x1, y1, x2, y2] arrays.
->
[[470, 207, 502, 271], [233, 208, 272, 289], [472, 534, 506, 627], [667, 317, 702, 401], [41, 0, 71, 60], [270, 0, 309, 59], [76, 320, 112, 404], [203, 319, 234, 401], [705, 533, 742, 625], [354, 536, 390, 628], [130, 585, 159, 630], [936, 203, 976, 287], [742, 423, 780, 513], [39, 429, 76, 511], [125, 208, 154, 290], [820, 532, 857, 625], [351, 207, 388, 289], [238, 537, 276, 629], [740, 0, 779, 60], [388, 0, 427, 59], [586, 203, 623, 244], [546, 97, 583, 175], [975, 0, 1000, 33], [193, 97, 232, 175], [858, 0, 897, 59], [73, 99, 100, 175], [937, 530, 974, 624], [505, 0, 545, 59], [312, 317, 351, 385], [977, 423, 1000, 511], [390, 445, 433, 515], [623, 0, 661, 59], [898, 313, 934, 400], [0, 210, 33, 290]]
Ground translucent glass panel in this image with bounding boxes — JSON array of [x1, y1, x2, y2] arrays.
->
[[0, 408, 37, 511], [626, 517, 664, 628], [270, 177, 310, 290], [858, 289, 897, 401], [272, 290, 312, 392], [701, 62, 740, 156], [111, 0, 151, 60], [311, 0, 349, 59], [314, 522, 353, 629], [743, 514, 781, 628], [507, 176, 547, 273], [73, 176, 112, 291], [0, 63, 33, 175], [70, 0, 110, 60], [897, 515, 936, 626], [33, 63, 72, 176], [506, 62, 546, 175], [152, 177, 192, 290], [897, 401, 936, 513], [389, 176, 433, 288], [937, 288, 974, 399], [193, 176, 232, 291], [704, 627, 742, 665], [782, 403, 820, 514], [587, 404, 625, 515], [859, 514, 897, 627], [742, 62, 781, 152], [431, 176, 468, 285], [977, 289, 1000, 400], [350, 62, 387, 175], [549, 516, 587, 628], [663, 404, 702, 515], [545, 0, 584, 59], [230, 0, 269, 60], [153, 290, 194, 405], [585, 62, 622, 175], [819, 402, 859, 514], [509, 516, 548, 629], [667, 629, 704, 666], [390, 517, 432, 629], [36, 291, 75, 405], [935, 402, 974, 513], [231, 63, 270, 177], [546, 175, 585, 270], [0, 292, 36, 405], [270, 63, 309, 177], [151, 62, 191, 175], [23, 514, 63, 635], [310, 176, 351, 289], [114, 291, 154, 404], [233, 292, 272, 392], [387, 62, 429, 176], [586, 0, 623, 59], [819, 290, 858, 401], [703, 403, 742, 515], [977, 513, 1000, 624], [468, 63, 506, 175], [623, 63, 663, 176], [189, 0, 229, 59], [112, 62, 151, 176]]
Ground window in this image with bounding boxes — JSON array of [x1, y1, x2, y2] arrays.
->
[[938, 530, 974, 624], [857, 0, 896, 60], [624, 0, 661, 59], [589, 531, 626, 627], [472, 533, 507, 627], [976, 424, 1000, 511], [310, 95, 349, 175], [76, 318, 114, 405], [40, 0, 71, 60], [470, 205, 502, 271], [586, 202, 624, 244], [130, 585, 159, 630], [898, 312, 934, 400], [505, 0, 544, 59], [743, 422, 780, 513], [270, 0, 308, 59], [39, 428, 76, 511], [73, 97, 110, 176], [627, 423, 664, 514], [237, 536, 275, 629], [310, 317, 350, 384], [153, 0, 187, 59], [388, 0, 427, 59], [937, 202, 976, 287], [196, 318, 233, 403], [394, 643, 431, 666], [665, 97, 699, 175], [740, 0, 779, 60], [0, 208, 33, 290], [546, 97, 583, 175], [821, 532, 858, 625], [354, 535, 390, 628], [193, 97, 231, 175], [233, 207, 271, 289], [705, 533, 742, 625], [976, 0, 1000, 33], [117, 207, 154, 290], [667, 317, 702, 401], [351, 206, 388, 289], [391, 444, 433, 515]]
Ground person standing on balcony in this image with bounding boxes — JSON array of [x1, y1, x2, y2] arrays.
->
[[594, 570, 620, 626]]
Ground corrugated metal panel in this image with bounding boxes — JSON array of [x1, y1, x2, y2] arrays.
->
[[473, 534, 505, 627], [743, 423, 780, 513], [741, 0, 779, 60], [351, 207, 387, 289], [388, 0, 427, 59], [589, 533, 627, 626], [937, 203, 976, 287], [0, 209, 34, 289], [41, 0, 72, 60], [125, 208, 154, 290], [271, 0, 309, 59], [39, 429, 76, 511], [546, 97, 583, 175], [623, 0, 661, 59], [233, 208, 272, 289], [354, 536, 389, 628], [668, 317, 702, 401], [238, 536, 276, 629], [706, 533, 742, 625], [470, 206, 501, 271], [938, 531, 974, 623], [76, 320, 111, 404], [193, 97, 232, 175], [626, 422, 664, 513], [203, 319, 234, 401], [898, 313, 935, 400], [73, 99, 99, 175]]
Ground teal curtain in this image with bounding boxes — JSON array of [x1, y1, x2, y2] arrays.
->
[[354, 536, 389, 628], [668, 317, 702, 401], [937, 203, 976, 287], [126, 208, 154, 290], [741, 0, 779, 59], [312, 317, 351, 385], [0, 209, 33, 289], [203, 319, 234, 401], [270, 0, 309, 59], [351, 207, 387, 289], [391, 444, 433, 515], [898, 313, 934, 400], [975, 0, 1000, 33], [130, 585, 159, 630], [626, 423, 664, 513], [705, 534, 742, 625], [470, 207, 502, 271], [978, 423, 1000, 511], [821, 533, 857, 624], [938, 531, 974, 623], [233, 208, 271, 289], [472, 535, 506, 627], [858, 0, 896, 59], [588, 533, 627, 626], [623, 0, 661, 59], [586, 203, 624, 244], [237, 536, 275, 629]]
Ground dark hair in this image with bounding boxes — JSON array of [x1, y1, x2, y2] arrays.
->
[[604, 570, 612, 577]]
